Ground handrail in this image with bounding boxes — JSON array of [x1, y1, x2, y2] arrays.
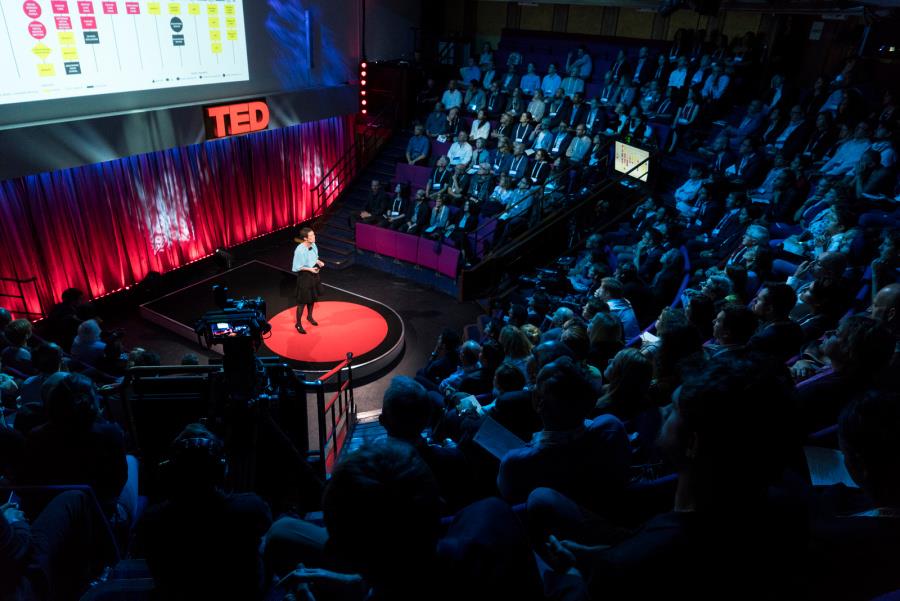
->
[[317, 355, 352, 382], [501, 150, 653, 256], [310, 352, 356, 478], [0, 275, 44, 320], [461, 147, 654, 298], [470, 136, 619, 261], [310, 106, 398, 221]]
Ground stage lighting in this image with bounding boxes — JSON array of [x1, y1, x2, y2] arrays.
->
[[213, 248, 234, 272], [359, 61, 368, 114]]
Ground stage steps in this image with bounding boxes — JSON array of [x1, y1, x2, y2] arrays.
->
[[343, 410, 386, 454], [312, 132, 409, 271]]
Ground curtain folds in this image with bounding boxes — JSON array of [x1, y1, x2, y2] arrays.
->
[[0, 114, 354, 317]]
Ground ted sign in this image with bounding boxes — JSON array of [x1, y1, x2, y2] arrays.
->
[[204, 100, 270, 139]]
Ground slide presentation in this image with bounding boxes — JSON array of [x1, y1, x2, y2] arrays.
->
[[614, 140, 650, 183], [0, 0, 249, 106]]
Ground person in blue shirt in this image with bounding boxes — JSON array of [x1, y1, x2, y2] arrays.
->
[[424, 103, 447, 138], [425, 193, 451, 238], [406, 124, 430, 165], [459, 57, 481, 88], [291, 228, 324, 334]]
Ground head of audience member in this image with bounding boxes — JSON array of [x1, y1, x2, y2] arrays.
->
[[528, 292, 550, 319], [560, 325, 591, 364], [436, 328, 462, 358], [161, 422, 227, 500], [180, 353, 200, 366], [547, 63, 557, 75], [456, 131, 469, 146], [380, 376, 431, 443], [685, 294, 716, 341], [447, 79, 458, 91], [646, 308, 682, 339], [507, 302, 528, 327], [700, 271, 732, 303], [130, 348, 161, 367], [60, 287, 86, 309], [839, 390, 900, 508], [549, 307, 575, 330], [527, 339, 576, 382], [857, 148, 883, 176], [808, 252, 847, 282], [582, 298, 609, 323], [44, 372, 100, 431], [657, 355, 794, 511], [533, 356, 595, 431], [599, 348, 652, 414], [851, 121, 871, 141], [526, 62, 536, 75], [479, 339, 504, 372], [494, 362, 526, 397], [520, 324, 540, 347], [741, 224, 769, 249], [874, 121, 893, 143], [823, 315, 893, 379], [323, 439, 441, 593], [872, 284, 900, 339], [800, 278, 845, 322], [739, 136, 759, 158], [597, 277, 625, 302], [370, 179, 382, 195], [458, 340, 482, 370], [613, 261, 640, 286], [654, 322, 704, 386], [499, 325, 532, 361], [32, 343, 63, 376], [5, 319, 32, 348], [589, 310, 623, 345], [713, 304, 758, 346], [751, 283, 797, 324]]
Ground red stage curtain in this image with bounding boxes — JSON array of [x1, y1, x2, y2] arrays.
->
[[0, 114, 355, 317]]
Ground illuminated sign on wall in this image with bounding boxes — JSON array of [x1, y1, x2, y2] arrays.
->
[[204, 99, 270, 139]]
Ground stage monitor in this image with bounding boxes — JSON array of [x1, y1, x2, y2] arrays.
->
[[0, 0, 249, 106], [614, 140, 650, 183]]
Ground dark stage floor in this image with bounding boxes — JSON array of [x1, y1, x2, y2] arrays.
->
[[95, 229, 483, 415]]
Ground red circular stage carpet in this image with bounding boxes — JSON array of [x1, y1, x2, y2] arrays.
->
[[262, 301, 390, 363]]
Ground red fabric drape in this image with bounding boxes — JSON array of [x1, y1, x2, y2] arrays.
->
[[0, 114, 355, 317]]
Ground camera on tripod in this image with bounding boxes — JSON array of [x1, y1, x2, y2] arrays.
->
[[194, 285, 271, 347]]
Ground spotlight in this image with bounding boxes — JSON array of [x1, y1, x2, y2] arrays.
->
[[213, 248, 234, 271]]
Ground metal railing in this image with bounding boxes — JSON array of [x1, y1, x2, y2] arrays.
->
[[0, 275, 44, 320], [310, 107, 397, 223], [306, 352, 356, 478], [460, 144, 652, 299], [471, 141, 615, 262]]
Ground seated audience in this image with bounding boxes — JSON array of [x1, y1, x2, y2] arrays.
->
[[544, 356, 797, 599], [135, 423, 272, 600], [497, 356, 630, 509]]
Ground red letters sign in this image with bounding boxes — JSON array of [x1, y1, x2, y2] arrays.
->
[[204, 100, 270, 139]]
